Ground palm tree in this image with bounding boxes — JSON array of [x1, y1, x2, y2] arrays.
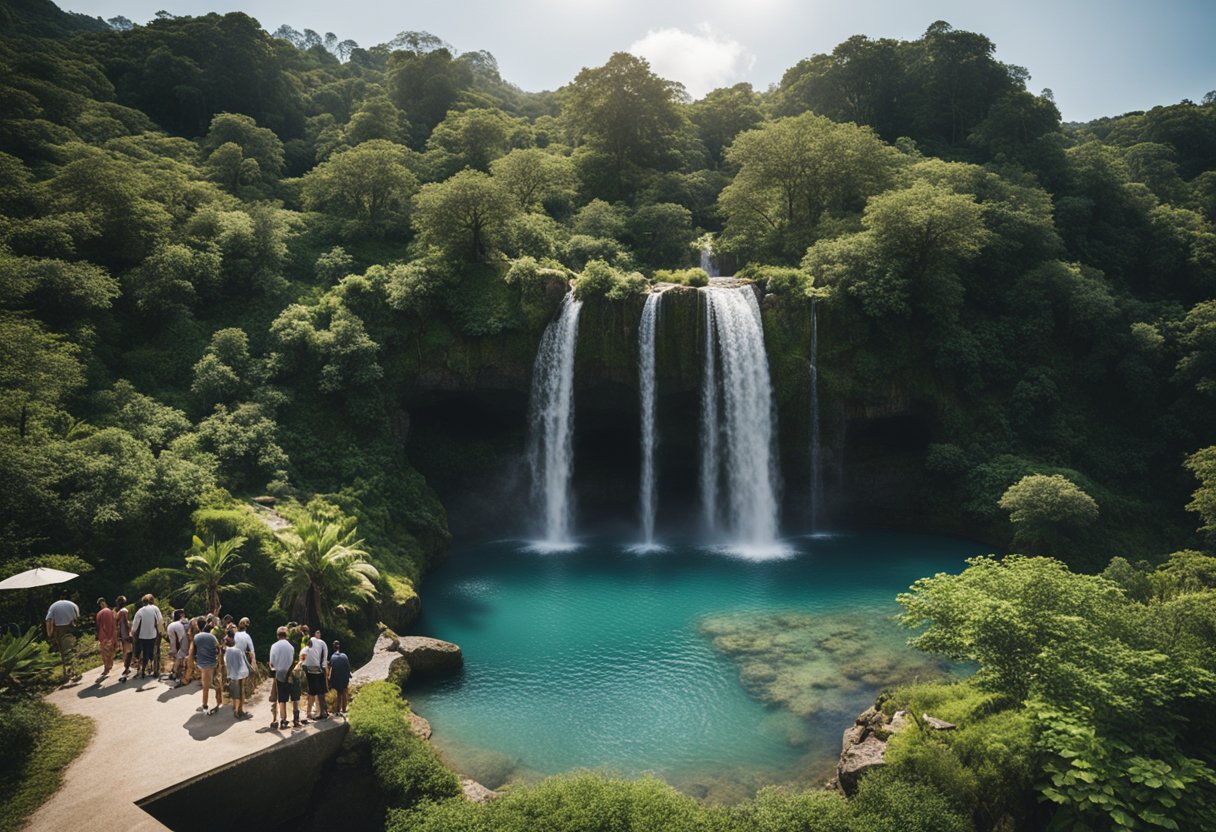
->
[[177, 534, 253, 614], [273, 514, 379, 629]]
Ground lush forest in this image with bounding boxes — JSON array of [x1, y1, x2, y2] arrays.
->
[[1, 0, 1215, 829]]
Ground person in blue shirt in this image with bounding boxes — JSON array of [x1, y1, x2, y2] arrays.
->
[[328, 640, 352, 716]]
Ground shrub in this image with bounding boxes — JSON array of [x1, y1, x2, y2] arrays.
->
[[653, 267, 708, 287], [393, 772, 707, 832], [715, 787, 853, 832], [736, 264, 808, 295], [347, 681, 461, 807], [851, 770, 971, 832], [0, 629, 57, 693]]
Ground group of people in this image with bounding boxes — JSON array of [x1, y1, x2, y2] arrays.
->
[[46, 591, 355, 728]]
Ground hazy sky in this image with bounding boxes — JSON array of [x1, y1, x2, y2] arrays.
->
[[64, 0, 1216, 121]]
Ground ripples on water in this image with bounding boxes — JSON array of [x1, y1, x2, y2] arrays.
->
[[407, 532, 980, 802]]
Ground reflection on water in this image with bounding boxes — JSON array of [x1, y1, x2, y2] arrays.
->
[[407, 532, 980, 801]]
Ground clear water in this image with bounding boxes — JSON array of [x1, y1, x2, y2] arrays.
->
[[407, 533, 980, 801]]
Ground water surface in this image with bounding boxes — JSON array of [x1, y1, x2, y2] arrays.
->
[[408, 532, 980, 801]]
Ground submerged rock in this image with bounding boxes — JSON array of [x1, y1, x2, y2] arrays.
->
[[699, 611, 949, 719]]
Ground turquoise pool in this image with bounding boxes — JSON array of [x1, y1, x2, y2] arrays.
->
[[406, 532, 981, 801]]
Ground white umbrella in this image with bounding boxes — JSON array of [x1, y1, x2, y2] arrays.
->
[[0, 567, 79, 590]]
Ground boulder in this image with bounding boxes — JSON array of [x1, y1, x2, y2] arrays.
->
[[836, 705, 913, 796], [922, 714, 956, 731], [460, 776, 500, 803], [837, 735, 887, 796], [407, 712, 432, 740], [350, 631, 413, 688], [396, 635, 463, 674]]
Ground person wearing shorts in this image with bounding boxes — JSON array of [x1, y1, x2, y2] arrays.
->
[[222, 634, 251, 719], [268, 626, 300, 729]]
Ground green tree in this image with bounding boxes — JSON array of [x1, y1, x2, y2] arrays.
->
[[427, 107, 528, 172], [411, 169, 518, 261], [718, 112, 903, 262], [273, 513, 379, 629], [490, 148, 577, 211], [344, 95, 409, 146], [1185, 446, 1216, 538], [301, 139, 418, 232], [191, 327, 253, 408], [997, 474, 1099, 551], [688, 82, 763, 168], [385, 48, 473, 147], [176, 534, 252, 614], [561, 52, 685, 200], [201, 112, 285, 186]]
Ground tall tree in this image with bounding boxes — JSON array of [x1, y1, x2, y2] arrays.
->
[[561, 52, 685, 200]]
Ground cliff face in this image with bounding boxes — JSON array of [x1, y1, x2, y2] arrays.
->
[[400, 282, 962, 543]]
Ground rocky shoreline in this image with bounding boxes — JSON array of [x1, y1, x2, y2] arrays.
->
[[832, 703, 956, 796]]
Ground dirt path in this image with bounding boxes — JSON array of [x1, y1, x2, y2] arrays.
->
[[27, 664, 343, 831]]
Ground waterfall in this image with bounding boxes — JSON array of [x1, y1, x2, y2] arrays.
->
[[634, 291, 663, 551], [809, 297, 823, 533], [699, 286, 787, 558], [700, 239, 719, 278], [700, 293, 719, 535], [526, 291, 583, 550]]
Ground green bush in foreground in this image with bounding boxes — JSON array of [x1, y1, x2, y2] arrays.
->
[[0, 700, 94, 832], [347, 681, 461, 807]]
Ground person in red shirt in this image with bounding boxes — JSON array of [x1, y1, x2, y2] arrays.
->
[[95, 598, 117, 676]]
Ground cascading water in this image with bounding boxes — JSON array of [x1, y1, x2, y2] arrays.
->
[[809, 297, 823, 533], [699, 286, 788, 558], [700, 239, 719, 278], [700, 293, 719, 535], [526, 291, 583, 550], [633, 291, 664, 552]]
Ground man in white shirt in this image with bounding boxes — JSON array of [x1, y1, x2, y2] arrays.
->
[[166, 610, 189, 686], [233, 617, 255, 671], [268, 627, 298, 729], [129, 595, 164, 679], [45, 591, 81, 684]]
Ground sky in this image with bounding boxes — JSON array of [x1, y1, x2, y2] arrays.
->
[[63, 0, 1216, 122]]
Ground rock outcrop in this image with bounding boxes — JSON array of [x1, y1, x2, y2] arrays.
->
[[836, 706, 909, 796], [350, 628, 463, 689], [835, 706, 963, 796]]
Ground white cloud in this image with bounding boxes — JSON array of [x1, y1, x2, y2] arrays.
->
[[629, 23, 755, 100]]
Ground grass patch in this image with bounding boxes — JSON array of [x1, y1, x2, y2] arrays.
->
[[0, 701, 94, 832]]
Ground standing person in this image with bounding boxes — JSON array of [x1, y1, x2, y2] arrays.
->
[[95, 598, 117, 678], [222, 633, 251, 719], [328, 640, 352, 716], [190, 617, 220, 714], [114, 596, 133, 681], [304, 629, 329, 720], [268, 627, 300, 729], [129, 595, 164, 679], [166, 610, 189, 687], [291, 649, 309, 726], [233, 618, 256, 701], [44, 591, 81, 684], [183, 616, 200, 684]]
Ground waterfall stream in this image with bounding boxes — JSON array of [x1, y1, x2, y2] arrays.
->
[[635, 291, 663, 551], [809, 297, 823, 533], [526, 291, 583, 550], [699, 286, 788, 558]]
